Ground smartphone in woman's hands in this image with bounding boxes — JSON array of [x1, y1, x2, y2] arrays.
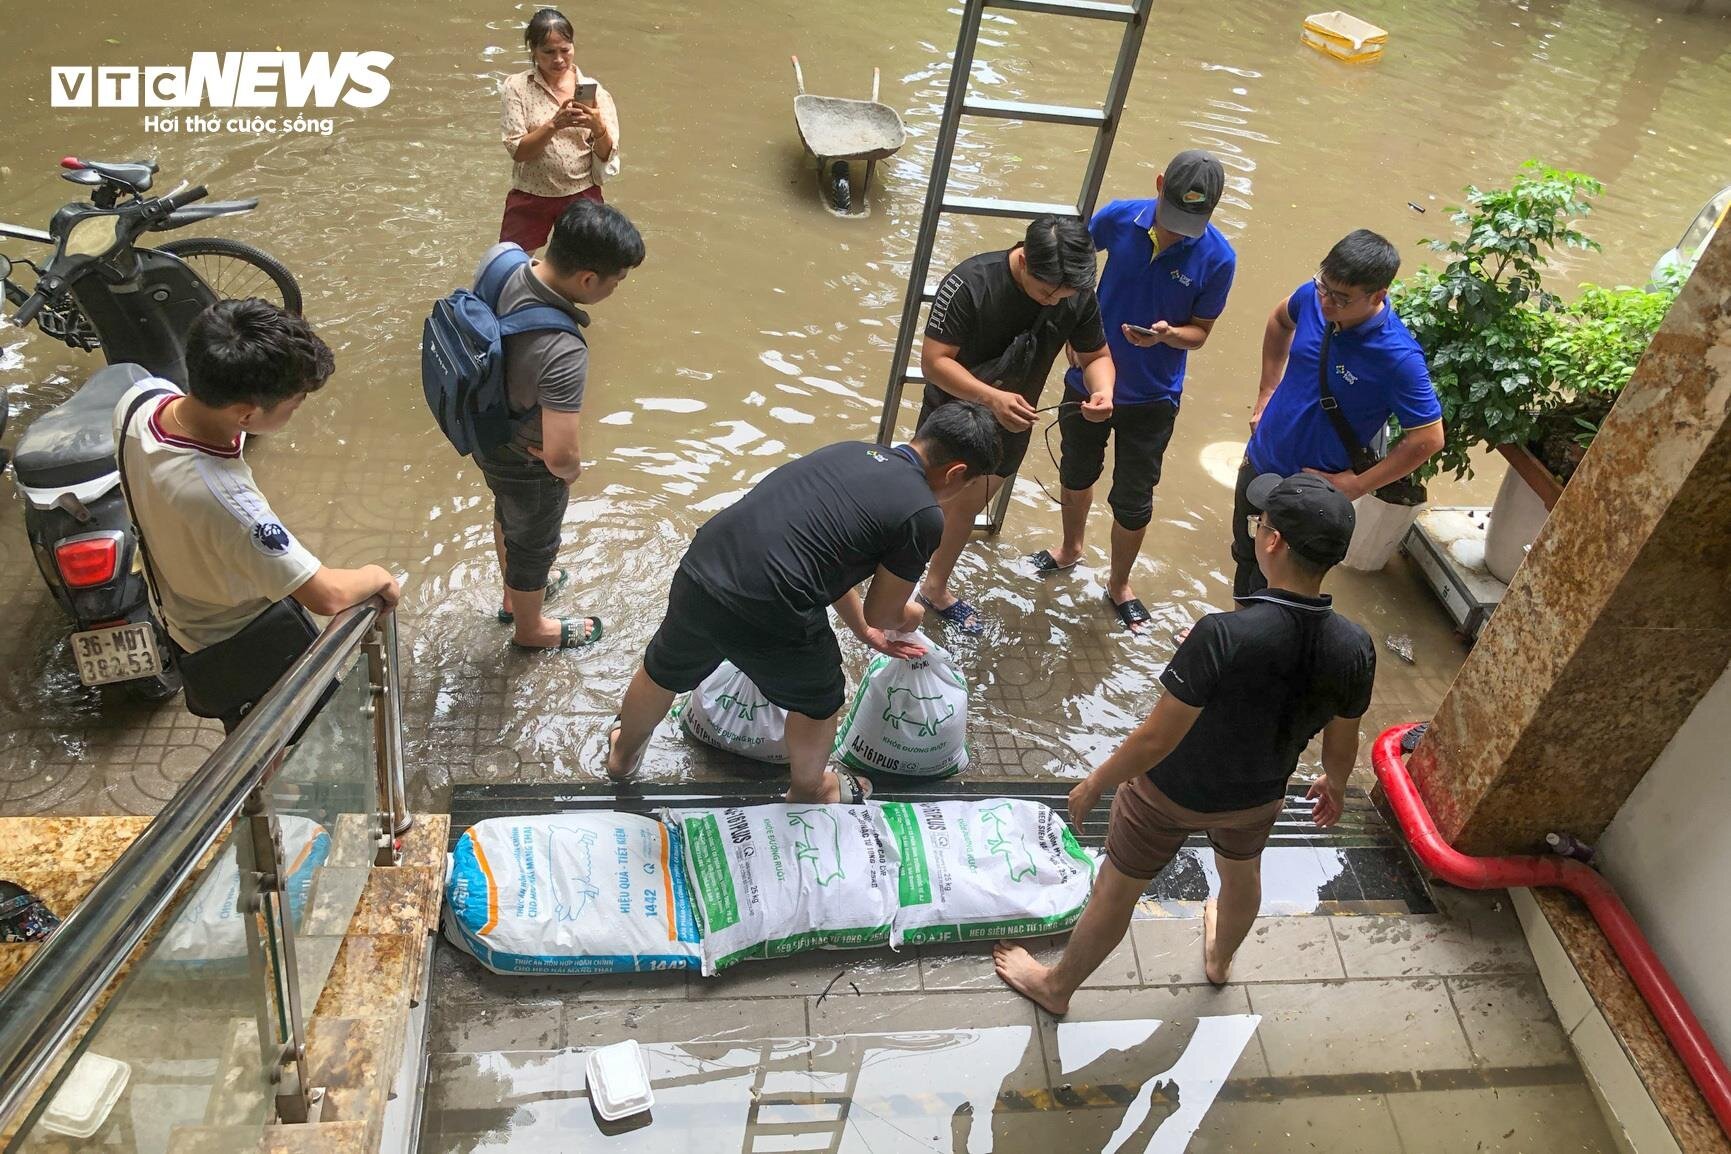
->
[[573, 80, 598, 106]]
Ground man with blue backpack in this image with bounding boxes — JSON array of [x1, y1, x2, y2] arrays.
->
[[425, 199, 644, 649]]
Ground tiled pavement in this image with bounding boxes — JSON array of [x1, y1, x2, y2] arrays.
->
[[419, 887, 1619, 1152], [0, 546, 1465, 819]]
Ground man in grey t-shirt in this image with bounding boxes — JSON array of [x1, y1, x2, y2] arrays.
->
[[475, 199, 645, 650]]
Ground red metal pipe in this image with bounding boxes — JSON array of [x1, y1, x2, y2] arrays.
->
[[1373, 723, 1731, 1138]]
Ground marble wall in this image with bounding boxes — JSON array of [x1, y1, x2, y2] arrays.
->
[[1410, 222, 1731, 854]]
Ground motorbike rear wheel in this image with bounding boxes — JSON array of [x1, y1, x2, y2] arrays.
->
[[154, 237, 303, 315]]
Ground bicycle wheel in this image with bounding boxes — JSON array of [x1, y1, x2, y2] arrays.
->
[[154, 237, 303, 315]]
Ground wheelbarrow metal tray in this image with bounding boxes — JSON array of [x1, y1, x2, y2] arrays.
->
[[794, 94, 906, 161]]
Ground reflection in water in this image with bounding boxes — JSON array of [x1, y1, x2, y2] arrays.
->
[[1, 0, 1729, 806], [424, 1021, 1261, 1153]]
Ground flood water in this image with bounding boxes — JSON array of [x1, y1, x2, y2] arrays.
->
[[3, 0, 1730, 808]]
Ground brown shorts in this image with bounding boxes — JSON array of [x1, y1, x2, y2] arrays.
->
[[1104, 775, 1285, 880]]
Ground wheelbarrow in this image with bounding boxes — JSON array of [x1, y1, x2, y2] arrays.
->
[[791, 56, 906, 217]]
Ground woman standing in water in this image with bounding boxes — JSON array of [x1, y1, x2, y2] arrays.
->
[[498, 7, 622, 251]]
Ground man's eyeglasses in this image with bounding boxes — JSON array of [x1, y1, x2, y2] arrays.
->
[[1312, 274, 1359, 309], [1246, 513, 1264, 537]]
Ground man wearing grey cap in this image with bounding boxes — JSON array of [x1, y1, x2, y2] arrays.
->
[[1029, 149, 1237, 634], [997, 473, 1375, 1014]]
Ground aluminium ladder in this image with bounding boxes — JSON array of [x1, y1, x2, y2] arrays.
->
[[875, 0, 1154, 532]]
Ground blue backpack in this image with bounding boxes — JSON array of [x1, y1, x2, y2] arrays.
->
[[422, 244, 584, 455]]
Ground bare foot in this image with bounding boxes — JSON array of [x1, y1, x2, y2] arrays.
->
[[993, 941, 1071, 1016], [602, 717, 641, 781], [1202, 899, 1231, 986]]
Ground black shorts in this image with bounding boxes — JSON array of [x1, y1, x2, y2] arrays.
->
[[643, 570, 846, 720], [474, 442, 569, 593], [1057, 396, 1178, 531], [917, 387, 1030, 478]]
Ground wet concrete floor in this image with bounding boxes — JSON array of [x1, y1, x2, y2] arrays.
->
[[421, 888, 1619, 1152]]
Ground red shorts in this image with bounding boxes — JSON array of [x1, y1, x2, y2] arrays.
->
[[499, 185, 603, 252]]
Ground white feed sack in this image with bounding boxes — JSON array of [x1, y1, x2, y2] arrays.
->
[[668, 803, 901, 975], [879, 798, 1097, 945], [835, 632, 970, 779], [158, 815, 330, 970], [445, 812, 702, 974], [674, 661, 790, 764]]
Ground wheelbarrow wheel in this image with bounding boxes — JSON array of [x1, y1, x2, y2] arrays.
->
[[829, 161, 852, 213]]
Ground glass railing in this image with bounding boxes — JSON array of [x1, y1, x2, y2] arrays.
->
[[0, 601, 409, 1149]]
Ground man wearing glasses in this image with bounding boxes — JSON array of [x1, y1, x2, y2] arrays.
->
[[1234, 229, 1443, 596]]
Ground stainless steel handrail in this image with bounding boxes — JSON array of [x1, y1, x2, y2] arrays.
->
[[0, 598, 388, 1129]]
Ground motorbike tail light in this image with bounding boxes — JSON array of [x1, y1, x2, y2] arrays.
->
[[55, 537, 119, 588]]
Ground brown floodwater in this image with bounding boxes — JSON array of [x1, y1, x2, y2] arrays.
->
[[2, 0, 1730, 808]]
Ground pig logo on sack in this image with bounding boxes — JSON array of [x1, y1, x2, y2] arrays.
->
[[881, 686, 955, 737], [547, 827, 602, 921], [979, 803, 1038, 882], [787, 810, 845, 886], [714, 690, 768, 721]]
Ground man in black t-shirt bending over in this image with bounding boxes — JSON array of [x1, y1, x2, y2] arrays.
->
[[915, 216, 1115, 634], [604, 403, 1001, 803], [995, 474, 1376, 1014]]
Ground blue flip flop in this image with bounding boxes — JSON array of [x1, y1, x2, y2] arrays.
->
[[915, 591, 984, 636]]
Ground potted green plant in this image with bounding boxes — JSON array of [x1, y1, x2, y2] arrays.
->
[[1390, 162, 1678, 583]]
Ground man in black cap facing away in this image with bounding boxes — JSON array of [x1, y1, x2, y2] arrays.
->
[[995, 473, 1376, 1013]]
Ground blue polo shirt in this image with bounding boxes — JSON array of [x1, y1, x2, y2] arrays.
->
[[1246, 282, 1441, 477], [1063, 200, 1236, 406]]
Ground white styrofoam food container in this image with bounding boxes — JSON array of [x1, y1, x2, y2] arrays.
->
[[40, 1052, 130, 1138], [586, 1039, 653, 1121]]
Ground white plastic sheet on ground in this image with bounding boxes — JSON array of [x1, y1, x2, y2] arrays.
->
[[879, 798, 1096, 945], [667, 803, 900, 975], [834, 631, 969, 779], [673, 661, 790, 764], [444, 813, 701, 974]]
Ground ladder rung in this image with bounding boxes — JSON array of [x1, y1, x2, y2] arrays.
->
[[986, 0, 1138, 21], [941, 195, 1080, 220], [963, 97, 1106, 128]]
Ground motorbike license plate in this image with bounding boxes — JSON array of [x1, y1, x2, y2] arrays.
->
[[69, 622, 164, 686]]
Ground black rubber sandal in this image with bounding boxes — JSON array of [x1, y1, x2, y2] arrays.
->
[[1027, 549, 1079, 575], [1106, 592, 1152, 633], [510, 615, 603, 651]]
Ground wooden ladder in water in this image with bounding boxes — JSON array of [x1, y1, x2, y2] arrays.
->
[[875, 0, 1155, 533]]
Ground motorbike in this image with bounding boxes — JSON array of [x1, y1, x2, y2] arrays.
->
[[1, 157, 301, 700]]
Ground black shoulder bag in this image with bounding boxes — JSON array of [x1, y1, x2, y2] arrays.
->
[[117, 392, 322, 728], [1316, 323, 1427, 507]]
